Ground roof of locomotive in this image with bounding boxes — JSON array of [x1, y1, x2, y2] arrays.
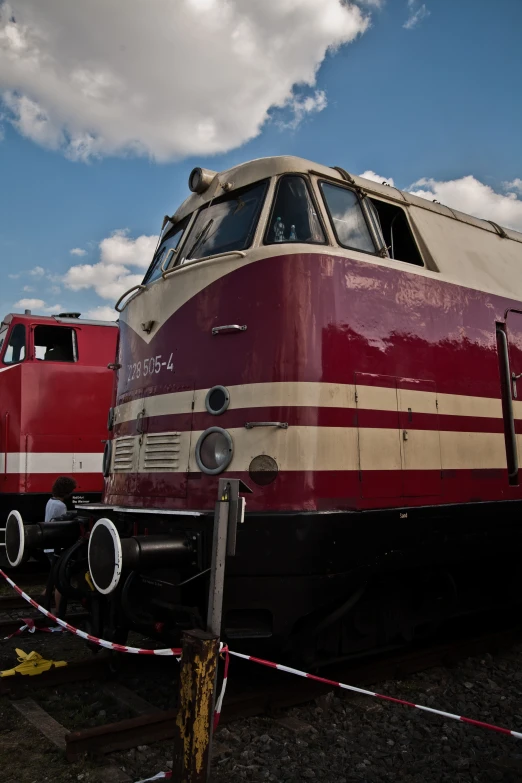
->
[[1, 312, 118, 328], [172, 155, 522, 246]]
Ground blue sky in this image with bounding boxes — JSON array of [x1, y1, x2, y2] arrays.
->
[[1, 0, 521, 320]]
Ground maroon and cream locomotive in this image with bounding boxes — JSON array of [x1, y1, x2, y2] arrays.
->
[[7, 156, 522, 660]]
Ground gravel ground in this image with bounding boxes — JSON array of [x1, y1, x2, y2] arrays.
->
[[1, 582, 522, 783]]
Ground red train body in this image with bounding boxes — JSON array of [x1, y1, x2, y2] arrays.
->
[[0, 311, 118, 525]]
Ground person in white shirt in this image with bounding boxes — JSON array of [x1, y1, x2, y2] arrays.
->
[[45, 476, 77, 522], [45, 476, 77, 612]]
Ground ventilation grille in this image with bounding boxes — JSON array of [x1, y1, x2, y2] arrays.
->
[[113, 436, 135, 472], [143, 433, 181, 471]]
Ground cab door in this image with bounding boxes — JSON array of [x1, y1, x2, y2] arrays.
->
[[355, 372, 402, 498], [397, 378, 441, 497]]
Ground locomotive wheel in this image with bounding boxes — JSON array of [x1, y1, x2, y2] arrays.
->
[[55, 540, 93, 601]]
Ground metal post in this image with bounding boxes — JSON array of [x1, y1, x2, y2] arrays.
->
[[172, 629, 219, 783], [206, 478, 231, 636]]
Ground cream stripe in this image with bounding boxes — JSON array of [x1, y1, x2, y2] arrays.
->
[[0, 452, 102, 474], [108, 427, 513, 474], [115, 382, 507, 425], [440, 431, 507, 471]]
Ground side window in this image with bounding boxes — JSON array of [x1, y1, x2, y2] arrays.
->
[[143, 216, 190, 284], [320, 182, 375, 254], [3, 324, 26, 365], [368, 199, 423, 266], [34, 326, 78, 362], [265, 175, 325, 245]]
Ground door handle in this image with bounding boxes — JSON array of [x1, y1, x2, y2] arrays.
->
[[512, 372, 522, 399], [402, 430, 408, 441], [136, 409, 146, 434]]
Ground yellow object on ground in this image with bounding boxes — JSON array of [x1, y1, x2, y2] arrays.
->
[[0, 648, 67, 677]]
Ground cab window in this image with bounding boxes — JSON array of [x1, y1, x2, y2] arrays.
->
[[34, 325, 78, 362], [179, 180, 268, 264], [143, 216, 190, 284], [320, 182, 375, 254], [265, 175, 325, 245], [2, 324, 26, 364]]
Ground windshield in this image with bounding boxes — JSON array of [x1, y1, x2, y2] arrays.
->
[[143, 216, 190, 284], [265, 175, 325, 245], [179, 180, 268, 264]]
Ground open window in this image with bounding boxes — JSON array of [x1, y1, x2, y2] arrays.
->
[[34, 325, 78, 362], [2, 324, 26, 365], [368, 199, 423, 266]]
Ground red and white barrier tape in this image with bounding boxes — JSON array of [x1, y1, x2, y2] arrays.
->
[[228, 650, 522, 741], [214, 644, 230, 730], [0, 570, 181, 656], [3, 569, 521, 746], [3, 616, 62, 641]]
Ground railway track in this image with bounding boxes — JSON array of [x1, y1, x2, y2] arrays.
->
[[3, 615, 519, 762]]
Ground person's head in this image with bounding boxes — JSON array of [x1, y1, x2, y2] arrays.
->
[[51, 476, 77, 500]]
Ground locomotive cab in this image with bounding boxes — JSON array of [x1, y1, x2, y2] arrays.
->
[[0, 310, 118, 531], [82, 156, 522, 661]]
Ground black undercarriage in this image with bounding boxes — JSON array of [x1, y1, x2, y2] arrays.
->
[[44, 498, 522, 663]]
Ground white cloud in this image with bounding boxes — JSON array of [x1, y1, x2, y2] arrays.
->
[[29, 265, 45, 276], [409, 175, 522, 232], [83, 305, 118, 321], [282, 90, 328, 130], [70, 247, 87, 256], [100, 230, 158, 269], [13, 297, 44, 310], [22, 285, 34, 292], [504, 178, 522, 194], [8, 273, 20, 279], [0, 0, 371, 162], [12, 297, 62, 313], [404, 1, 430, 29], [360, 170, 395, 187], [64, 229, 158, 301]]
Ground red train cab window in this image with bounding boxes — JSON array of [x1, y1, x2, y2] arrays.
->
[[34, 325, 78, 362], [265, 175, 326, 245], [2, 323, 26, 365]]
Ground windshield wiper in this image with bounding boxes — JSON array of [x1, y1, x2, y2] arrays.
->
[[184, 218, 214, 261]]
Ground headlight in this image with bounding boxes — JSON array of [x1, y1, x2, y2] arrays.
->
[[205, 385, 230, 415], [195, 427, 233, 475]]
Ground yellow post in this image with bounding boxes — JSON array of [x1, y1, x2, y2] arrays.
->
[[172, 629, 219, 782]]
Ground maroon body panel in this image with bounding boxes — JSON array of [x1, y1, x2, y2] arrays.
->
[[106, 252, 522, 512]]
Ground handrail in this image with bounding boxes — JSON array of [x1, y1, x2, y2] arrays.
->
[[160, 248, 177, 279], [114, 284, 146, 313], [497, 326, 518, 481], [245, 422, 288, 429]]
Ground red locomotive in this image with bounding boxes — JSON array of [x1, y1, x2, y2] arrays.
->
[[0, 310, 118, 542], [8, 157, 522, 660]]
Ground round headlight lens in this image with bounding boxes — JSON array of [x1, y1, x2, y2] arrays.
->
[[205, 385, 230, 416], [196, 427, 233, 474]]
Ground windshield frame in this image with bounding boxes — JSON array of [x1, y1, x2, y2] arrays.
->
[[176, 178, 269, 266], [142, 215, 192, 285]]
